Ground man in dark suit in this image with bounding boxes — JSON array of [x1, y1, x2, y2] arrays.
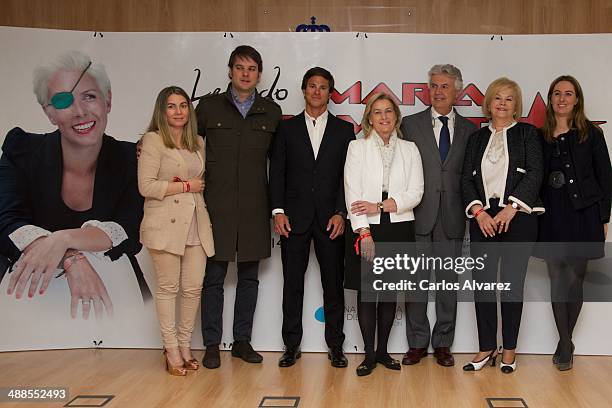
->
[[400, 64, 477, 367], [269, 67, 355, 368], [196, 45, 282, 369]]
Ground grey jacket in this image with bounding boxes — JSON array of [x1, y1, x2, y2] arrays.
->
[[400, 107, 477, 239]]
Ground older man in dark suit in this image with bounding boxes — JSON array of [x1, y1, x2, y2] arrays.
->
[[400, 64, 477, 367], [269, 67, 355, 368]]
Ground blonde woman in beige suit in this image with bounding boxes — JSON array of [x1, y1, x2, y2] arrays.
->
[[138, 86, 214, 376]]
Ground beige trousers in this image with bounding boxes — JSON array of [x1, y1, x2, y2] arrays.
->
[[149, 246, 206, 348]]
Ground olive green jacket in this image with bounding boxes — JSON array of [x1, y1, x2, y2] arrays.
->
[[195, 85, 282, 261]]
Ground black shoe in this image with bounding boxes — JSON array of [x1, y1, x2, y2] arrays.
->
[[328, 347, 348, 368], [376, 353, 401, 371], [557, 342, 574, 371], [231, 341, 263, 363], [278, 347, 301, 367], [356, 358, 377, 376], [552, 341, 561, 365], [202, 344, 220, 369]]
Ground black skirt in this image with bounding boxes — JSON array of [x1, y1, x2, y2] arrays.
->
[[344, 194, 416, 291], [538, 154, 605, 259]]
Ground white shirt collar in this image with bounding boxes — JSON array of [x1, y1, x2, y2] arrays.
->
[[305, 109, 329, 124], [431, 107, 455, 121], [488, 121, 517, 133]]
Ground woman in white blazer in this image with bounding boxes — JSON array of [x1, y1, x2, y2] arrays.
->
[[344, 92, 424, 376], [138, 86, 214, 376]]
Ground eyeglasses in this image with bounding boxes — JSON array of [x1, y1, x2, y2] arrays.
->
[[47, 61, 92, 110]]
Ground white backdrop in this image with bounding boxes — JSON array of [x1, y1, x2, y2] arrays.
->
[[0, 27, 610, 355]]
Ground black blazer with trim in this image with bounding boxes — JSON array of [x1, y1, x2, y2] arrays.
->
[[462, 122, 544, 214], [269, 112, 355, 234], [541, 123, 612, 223]]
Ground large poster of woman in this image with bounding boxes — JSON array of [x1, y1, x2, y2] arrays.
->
[[0, 50, 158, 351]]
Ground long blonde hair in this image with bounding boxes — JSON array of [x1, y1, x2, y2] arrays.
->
[[147, 86, 199, 152]]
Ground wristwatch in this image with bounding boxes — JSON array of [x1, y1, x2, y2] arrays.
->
[[377, 202, 384, 212], [511, 202, 519, 209]]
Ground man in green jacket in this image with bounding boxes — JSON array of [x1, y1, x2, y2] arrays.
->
[[196, 45, 282, 369]]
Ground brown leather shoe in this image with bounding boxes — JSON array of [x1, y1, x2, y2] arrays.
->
[[433, 347, 455, 367], [402, 347, 428, 365]]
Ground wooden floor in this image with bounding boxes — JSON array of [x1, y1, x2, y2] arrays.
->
[[0, 349, 611, 407]]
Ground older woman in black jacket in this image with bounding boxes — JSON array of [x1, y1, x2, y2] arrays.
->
[[538, 75, 612, 371], [462, 77, 543, 374]]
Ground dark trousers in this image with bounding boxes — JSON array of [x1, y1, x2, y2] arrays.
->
[[469, 204, 538, 351], [201, 259, 259, 346], [358, 291, 396, 359], [281, 220, 345, 349], [405, 215, 461, 348]]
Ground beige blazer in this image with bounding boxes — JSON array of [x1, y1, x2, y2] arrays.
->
[[138, 131, 215, 256]]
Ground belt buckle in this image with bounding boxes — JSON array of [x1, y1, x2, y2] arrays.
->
[[549, 171, 565, 189]]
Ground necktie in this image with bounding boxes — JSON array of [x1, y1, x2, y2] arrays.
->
[[438, 116, 450, 162]]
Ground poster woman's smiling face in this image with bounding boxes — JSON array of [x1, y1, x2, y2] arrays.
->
[[43, 70, 111, 149]]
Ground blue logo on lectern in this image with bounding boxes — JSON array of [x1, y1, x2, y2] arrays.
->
[[314, 306, 326, 323]]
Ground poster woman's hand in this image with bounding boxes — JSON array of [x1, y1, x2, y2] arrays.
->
[[65, 255, 113, 320], [7, 233, 68, 299]]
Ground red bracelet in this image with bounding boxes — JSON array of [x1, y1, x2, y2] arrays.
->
[[473, 208, 485, 218], [354, 233, 372, 255]]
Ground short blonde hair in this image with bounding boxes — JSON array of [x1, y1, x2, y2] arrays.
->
[[482, 77, 523, 120], [361, 92, 402, 138], [33, 50, 111, 106]]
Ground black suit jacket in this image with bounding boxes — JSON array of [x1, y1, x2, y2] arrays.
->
[[269, 112, 355, 234], [462, 122, 544, 213], [0, 127, 150, 299]]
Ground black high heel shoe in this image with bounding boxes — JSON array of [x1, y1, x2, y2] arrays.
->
[[462, 348, 498, 371], [557, 342, 575, 371], [552, 341, 561, 365]]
